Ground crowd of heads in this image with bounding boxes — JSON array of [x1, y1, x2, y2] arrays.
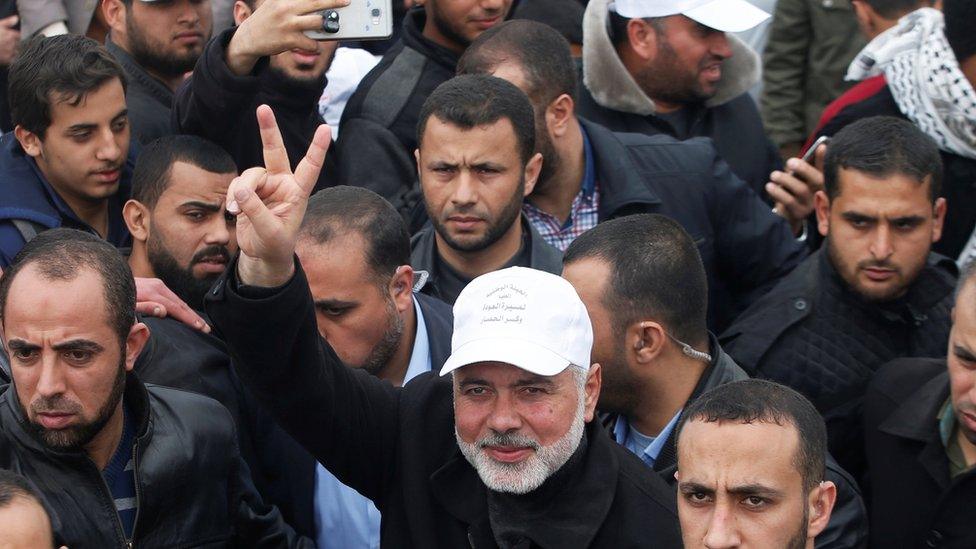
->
[[0, 0, 974, 547]]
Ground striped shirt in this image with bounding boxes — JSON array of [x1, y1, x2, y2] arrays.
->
[[103, 403, 137, 539]]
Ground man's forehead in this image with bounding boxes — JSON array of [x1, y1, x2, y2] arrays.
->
[[4, 266, 112, 337], [48, 79, 126, 126], [421, 116, 521, 159], [454, 361, 559, 383], [677, 419, 802, 482], [834, 169, 933, 209], [158, 162, 235, 205]]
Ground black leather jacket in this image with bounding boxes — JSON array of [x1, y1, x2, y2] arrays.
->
[[0, 375, 311, 548]]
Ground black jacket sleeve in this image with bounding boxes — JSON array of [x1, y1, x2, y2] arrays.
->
[[230, 436, 314, 548], [172, 27, 264, 145], [706, 142, 808, 313], [205, 258, 402, 505]]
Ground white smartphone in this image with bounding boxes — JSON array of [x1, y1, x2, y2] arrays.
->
[[304, 0, 394, 41]]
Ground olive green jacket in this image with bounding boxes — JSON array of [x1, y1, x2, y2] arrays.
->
[[759, 0, 866, 146]]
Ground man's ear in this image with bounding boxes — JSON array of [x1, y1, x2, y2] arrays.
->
[[523, 152, 543, 196], [547, 94, 576, 139], [626, 18, 659, 61], [123, 322, 151, 372], [631, 320, 667, 365], [851, 1, 876, 37], [14, 126, 42, 158], [806, 481, 838, 539], [122, 200, 152, 243], [583, 363, 602, 421], [101, 0, 127, 33], [389, 265, 415, 314], [814, 190, 831, 237], [932, 197, 947, 243], [233, 0, 253, 25]]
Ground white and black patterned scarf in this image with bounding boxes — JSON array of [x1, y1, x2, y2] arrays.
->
[[847, 8, 976, 160]]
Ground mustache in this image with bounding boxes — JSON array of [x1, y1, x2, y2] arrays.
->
[[857, 259, 900, 273], [477, 431, 540, 451], [30, 395, 82, 416], [190, 245, 231, 266]]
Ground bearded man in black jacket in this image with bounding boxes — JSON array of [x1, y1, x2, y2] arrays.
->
[[722, 116, 956, 482], [0, 228, 309, 547]]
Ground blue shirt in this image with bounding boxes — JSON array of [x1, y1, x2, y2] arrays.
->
[[102, 402, 137, 540], [613, 410, 683, 468], [314, 297, 432, 549]]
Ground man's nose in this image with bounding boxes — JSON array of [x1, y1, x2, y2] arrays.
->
[[449, 172, 478, 207], [485, 391, 523, 434], [95, 131, 123, 163], [709, 31, 733, 60], [205, 216, 232, 246], [702, 503, 741, 549], [35, 356, 67, 399], [869, 225, 894, 261]]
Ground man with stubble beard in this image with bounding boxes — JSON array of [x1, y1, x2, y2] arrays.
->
[[103, 0, 213, 144], [722, 116, 957, 481], [174, 0, 348, 191]]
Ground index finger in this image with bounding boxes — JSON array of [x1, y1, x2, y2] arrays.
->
[[256, 104, 291, 175]]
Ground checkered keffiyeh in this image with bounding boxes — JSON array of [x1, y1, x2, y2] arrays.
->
[[523, 183, 600, 252]]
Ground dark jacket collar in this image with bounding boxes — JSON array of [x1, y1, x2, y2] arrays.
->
[[3, 373, 154, 459], [415, 292, 454, 369], [105, 38, 174, 109], [411, 215, 563, 293], [577, 118, 662, 220], [400, 7, 460, 73], [429, 420, 618, 548], [651, 334, 747, 475]]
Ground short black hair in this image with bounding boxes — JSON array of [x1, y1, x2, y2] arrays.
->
[[8, 34, 127, 139], [944, 0, 976, 62], [823, 116, 943, 203], [677, 379, 828, 491], [563, 214, 708, 346], [299, 186, 411, 284], [458, 20, 578, 106], [0, 229, 136, 345], [512, 0, 585, 46], [863, 0, 932, 19], [131, 135, 238, 209], [417, 74, 536, 164]]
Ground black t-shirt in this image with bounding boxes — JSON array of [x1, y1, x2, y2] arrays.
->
[[433, 231, 532, 305]]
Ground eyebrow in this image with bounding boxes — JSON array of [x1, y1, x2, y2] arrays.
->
[[5, 339, 103, 353], [678, 482, 714, 496], [179, 201, 222, 212], [51, 340, 104, 353], [314, 299, 358, 309], [513, 377, 556, 388], [726, 483, 784, 498], [65, 109, 129, 134], [953, 344, 976, 362]]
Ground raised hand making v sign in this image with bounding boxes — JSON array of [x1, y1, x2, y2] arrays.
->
[[227, 105, 332, 288]]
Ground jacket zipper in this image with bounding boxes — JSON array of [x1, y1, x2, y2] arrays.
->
[[86, 456, 129, 548], [128, 439, 142, 548]]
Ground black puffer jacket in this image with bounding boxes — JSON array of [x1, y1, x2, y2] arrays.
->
[[0, 375, 310, 548], [721, 248, 955, 480]]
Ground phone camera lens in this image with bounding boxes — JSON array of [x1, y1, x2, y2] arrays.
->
[[323, 9, 340, 33], [371, 8, 381, 16]]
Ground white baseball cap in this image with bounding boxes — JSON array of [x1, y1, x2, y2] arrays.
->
[[610, 0, 770, 33], [439, 267, 593, 377]]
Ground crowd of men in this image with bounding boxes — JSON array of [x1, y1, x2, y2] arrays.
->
[[0, 0, 973, 547]]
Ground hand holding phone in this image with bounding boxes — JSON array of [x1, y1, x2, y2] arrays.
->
[[768, 136, 830, 236], [304, 0, 394, 42]]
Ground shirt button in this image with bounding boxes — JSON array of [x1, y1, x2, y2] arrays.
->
[[793, 298, 808, 311]]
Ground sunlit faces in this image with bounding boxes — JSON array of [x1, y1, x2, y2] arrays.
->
[[816, 169, 945, 303], [562, 257, 639, 415], [417, 116, 539, 253], [16, 78, 129, 209], [948, 281, 976, 447], [426, 0, 514, 51], [0, 495, 55, 549], [631, 16, 732, 109], [676, 420, 833, 549], [452, 362, 599, 494], [2, 266, 148, 451], [297, 232, 410, 375], [108, 0, 212, 77], [140, 161, 237, 308]]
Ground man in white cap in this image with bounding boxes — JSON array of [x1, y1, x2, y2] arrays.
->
[[577, 0, 781, 199], [205, 106, 683, 547]]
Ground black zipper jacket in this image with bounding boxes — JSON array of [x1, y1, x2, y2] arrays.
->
[[0, 375, 311, 548]]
